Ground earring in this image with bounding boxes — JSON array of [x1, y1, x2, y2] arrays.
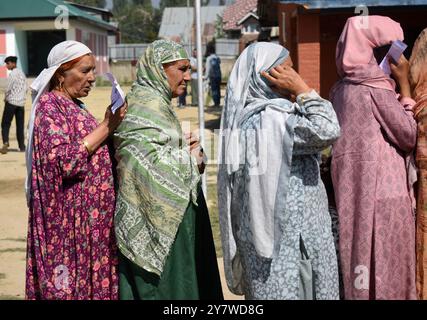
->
[[59, 82, 63, 91]]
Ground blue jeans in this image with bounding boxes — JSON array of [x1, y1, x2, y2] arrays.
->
[[209, 77, 221, 106]]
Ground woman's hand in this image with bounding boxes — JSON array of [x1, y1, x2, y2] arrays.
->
[[185, 132, 201, 151], [185, 131, 206, 174], [390, 55, 411, 98], [261, 65, 311, 97], [102, 102, 128, 134]]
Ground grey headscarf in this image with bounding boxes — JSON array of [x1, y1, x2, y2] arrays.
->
[[217, 42, 302, 294]]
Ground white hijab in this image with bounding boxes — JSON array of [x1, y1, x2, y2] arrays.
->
[[218, 42, 301, 294], [25, 40, 92, 204]]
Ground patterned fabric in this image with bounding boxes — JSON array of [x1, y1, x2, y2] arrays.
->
[[113, 39, 200, 276], [5, 68, 27, 107], [26, 92, 118, 299], [226, 92, 341, 300], [218, 42, 341, 299], [26, 41, 92, 204], [331, 86, 417, 300], [410, 28, 427, 300], [331, 15, 417, 300]]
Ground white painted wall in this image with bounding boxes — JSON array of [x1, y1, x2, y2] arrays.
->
[[0, 25, 16, 76]]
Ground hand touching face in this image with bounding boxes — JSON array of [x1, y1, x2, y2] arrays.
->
[[261, 56, 311, 99]]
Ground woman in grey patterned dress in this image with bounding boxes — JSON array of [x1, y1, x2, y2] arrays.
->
[[217, 42, 340, 300]]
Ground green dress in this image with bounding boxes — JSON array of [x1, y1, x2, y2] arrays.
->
[[119, 189, 223, 300], [113, 40, 223, 300]]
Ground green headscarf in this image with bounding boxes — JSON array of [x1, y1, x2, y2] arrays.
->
[[113, 39, 199, 276]]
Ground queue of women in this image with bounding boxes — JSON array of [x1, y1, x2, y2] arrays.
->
[[23, 15, 427, 300]]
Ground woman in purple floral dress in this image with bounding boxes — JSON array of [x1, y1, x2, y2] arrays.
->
[[25, 41, 127, 299]]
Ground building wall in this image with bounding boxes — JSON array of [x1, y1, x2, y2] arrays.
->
[[0, 20, 110, 79], [277, 6, 427, 98], [70, 20, 109, 76], [319, 12, 352, 98], [15, 30, 28, 75], [0, 25, 16, 79], [0, 29, 7, 78], [297, 13, 321, 93]]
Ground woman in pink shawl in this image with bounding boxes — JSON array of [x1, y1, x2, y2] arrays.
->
[[330, 16, 417, 299]]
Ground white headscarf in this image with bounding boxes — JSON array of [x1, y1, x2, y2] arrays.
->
[[25, 40, 92, 204], [218, 42, 302, 294]]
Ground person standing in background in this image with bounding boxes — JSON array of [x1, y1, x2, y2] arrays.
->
[[1, 56, 27, 154], [190, 49, 199, 106], [205, 46, 221, 107]]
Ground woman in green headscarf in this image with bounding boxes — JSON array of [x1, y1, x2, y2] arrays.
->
[[113, 40, 223, 300]]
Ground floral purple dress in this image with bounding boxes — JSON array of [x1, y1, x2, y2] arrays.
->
[[26, 92, 119, 299]]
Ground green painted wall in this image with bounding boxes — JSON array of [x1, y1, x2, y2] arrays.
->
[[14, 30, 28, 75]]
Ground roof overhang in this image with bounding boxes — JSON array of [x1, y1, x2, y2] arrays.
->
[[237, 11, 259, 26], [0, 16, 117, 32]]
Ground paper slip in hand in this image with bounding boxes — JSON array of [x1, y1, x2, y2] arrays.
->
[[104, 72, 125, 114], [379, 40, 407, 75]]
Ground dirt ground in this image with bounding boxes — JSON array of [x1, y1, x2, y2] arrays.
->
[[0, 86, 242, 300]]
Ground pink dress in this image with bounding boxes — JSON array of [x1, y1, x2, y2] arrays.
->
[[331, 83, 417, 299], [26, 92, 119, 299]]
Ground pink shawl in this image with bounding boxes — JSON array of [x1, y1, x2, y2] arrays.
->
[[334, 15, 404, 92]]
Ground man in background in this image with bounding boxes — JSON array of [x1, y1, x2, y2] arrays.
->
[[190, 49, 199, 106], [1, 56, 27, 154], [204, 46, 221, 107]]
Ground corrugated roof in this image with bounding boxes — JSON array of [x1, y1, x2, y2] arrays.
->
[[276, 0, 427, 9], [223, 0, 258, 31], [0, 0, 116, 30], [158, 6, 226, 44]]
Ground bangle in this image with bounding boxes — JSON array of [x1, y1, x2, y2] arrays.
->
[[83, 139, 93, 154]]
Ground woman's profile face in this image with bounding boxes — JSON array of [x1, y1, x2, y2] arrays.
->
[[163, 59, 191, 98], [62, 55, 96, 99]]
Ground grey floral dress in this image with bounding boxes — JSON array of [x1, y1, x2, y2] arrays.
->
[[233, 92, 341, 300]]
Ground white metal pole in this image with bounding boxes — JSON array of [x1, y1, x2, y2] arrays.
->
[[195, 0, 207, 197]]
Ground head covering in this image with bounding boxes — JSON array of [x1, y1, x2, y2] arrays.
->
[[113, 39, 198, 276], [335, 15, 404, 91], [134, 39, 189, 100], [218, 42, 301, 294], [409, 28, 427, 116], [4, 56, 17, 64], [25, 40, 92, 203]]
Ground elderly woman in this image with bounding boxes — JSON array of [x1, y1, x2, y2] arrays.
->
[[25, 41, 126, 299], [409, 28, 427, 299], [113, 39, 223, 300], [330, 16, 417, 299], [217, 42, 340, 300]]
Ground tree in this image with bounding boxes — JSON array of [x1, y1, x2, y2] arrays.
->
[[159, 0, 210, 10], [68, 0, 106, 8], [114, 3, 161, 43], [214, 14, 224, 38]]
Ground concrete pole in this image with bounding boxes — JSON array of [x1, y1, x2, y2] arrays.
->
[[195, 0, 207, 197]]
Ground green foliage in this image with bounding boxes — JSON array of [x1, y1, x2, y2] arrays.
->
[[68, 0, 106, 8], [159, 0, 211, 10], [214, 14, 224, 38], [113, 3, 161, 43]]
